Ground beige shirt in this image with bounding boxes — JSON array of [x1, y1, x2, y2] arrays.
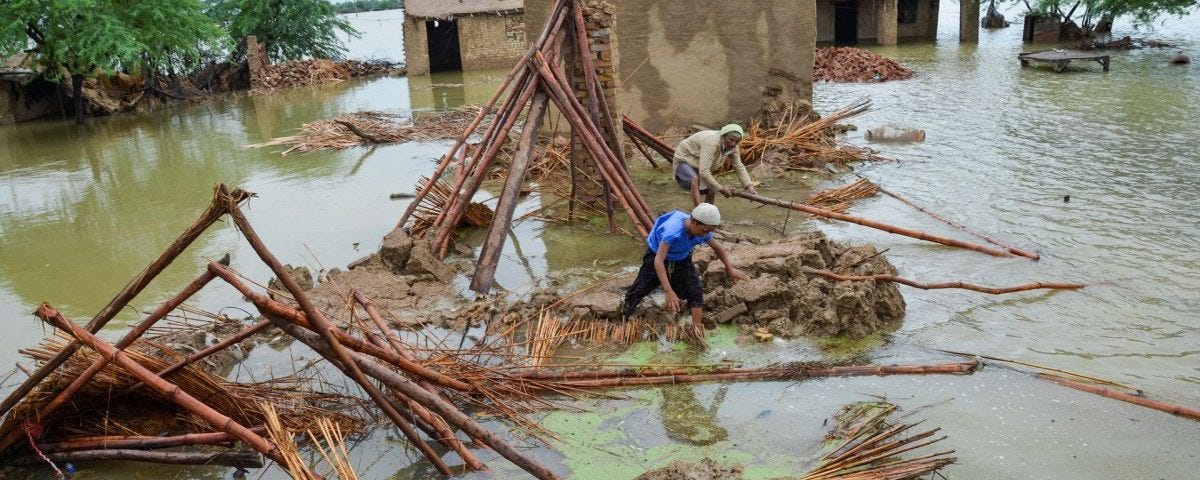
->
[[672, 130, 752, 192]]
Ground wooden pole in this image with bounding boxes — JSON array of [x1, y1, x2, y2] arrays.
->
[[732, 191, 1016, 258], [520, 361, 980, 389], [39, 427, 268, 453], [7, 449, 264, 468], [1037, 374, 1200, 421], [32, 304, 283, 464], [472, 91, 551, 293], [0, 185, 248, 424], [803, 268, 1085, 294], [869, 180, 1040, 260], [225, 207, 452, 476], [268, 317, 561, 480]]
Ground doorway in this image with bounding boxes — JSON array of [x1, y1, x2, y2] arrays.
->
[[834, 1, 859, 44], [426, 19, 462, 72]]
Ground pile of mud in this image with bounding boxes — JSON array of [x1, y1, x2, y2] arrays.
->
[[536, 231, 905, 339], [290, 228, 905, 340]]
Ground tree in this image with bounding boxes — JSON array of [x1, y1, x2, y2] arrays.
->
[[207, 0, 361, 62], [1016, 0, 1198, 33], [0, 0, 225, 125]]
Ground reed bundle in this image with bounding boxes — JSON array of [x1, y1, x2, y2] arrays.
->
[[735, 98, 882, 171], [808, 178, 880, 213], [247, 106, 492, 155], [408, 176, 495, 237], [801, 402, 955, 480]]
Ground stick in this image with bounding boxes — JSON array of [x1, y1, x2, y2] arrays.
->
[[5, 449, 264, 468], [732, 191, 1017, 258], [471, 90, 551, 293], [1037, 374, 1200, 421], [526, 361, 980, 389], [867, 179, 1040, 260], [804, 268, 1085, 294], [39, 427, 268, 453], [0, 185, 248, 426], [936, 349, 1135, 390]]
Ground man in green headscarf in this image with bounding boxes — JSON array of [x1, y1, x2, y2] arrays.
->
[[672, 123, 757, 206]]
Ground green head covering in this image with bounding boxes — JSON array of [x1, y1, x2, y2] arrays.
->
[[718, 123, 744, 139]]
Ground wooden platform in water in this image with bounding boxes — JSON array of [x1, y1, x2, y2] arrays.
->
[[1019, 50, 1110, 72]]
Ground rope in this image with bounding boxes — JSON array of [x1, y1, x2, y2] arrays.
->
[[23, 421, 65, 479]]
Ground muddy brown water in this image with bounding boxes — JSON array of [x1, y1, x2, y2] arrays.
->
[[2, 4, 1199, 479]]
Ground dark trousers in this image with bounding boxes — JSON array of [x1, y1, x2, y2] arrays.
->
[[623, 249, 704, 318]]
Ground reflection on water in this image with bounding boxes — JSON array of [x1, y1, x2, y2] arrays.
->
[[660, 384, 730, 446]]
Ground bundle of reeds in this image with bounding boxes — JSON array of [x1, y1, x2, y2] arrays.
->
[[735, 98, 883, 171], [809, 178, 880, 213], [407, 176, 495, 237], [247, 106, 492, 155], [801, 402, 955, 480]]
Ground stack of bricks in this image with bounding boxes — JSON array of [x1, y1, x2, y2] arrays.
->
[[568, 1, 624, 210]]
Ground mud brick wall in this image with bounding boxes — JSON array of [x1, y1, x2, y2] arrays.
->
[[527, 0, 817, 133], [815, 0, 939, 44], [459, 14, 529, 71], [566, 1, 623, 209], [246, 36, 269, 89], [0, 83, 15, 125]]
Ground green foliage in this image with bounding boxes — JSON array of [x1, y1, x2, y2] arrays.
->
[[1014, 0, 1199, 27], [0, 0, 225, 78], [333, 0, 404, 14], [208, 0, 361, 62]]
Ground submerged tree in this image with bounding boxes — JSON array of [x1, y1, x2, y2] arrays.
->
[[207, 0, 361, 62], [0, 0, 225, 125], [1016, 0, 1199, 34]]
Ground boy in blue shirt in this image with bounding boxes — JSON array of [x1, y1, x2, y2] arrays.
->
[[622, 203, 750, 334]]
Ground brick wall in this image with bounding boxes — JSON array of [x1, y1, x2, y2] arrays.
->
[[246, 36, 269, 89], [403, 18, 431, 76], [459, 14, 528, 71], [565, 1, 624, 209]]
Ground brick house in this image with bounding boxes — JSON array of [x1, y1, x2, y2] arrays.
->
[[816, 0, 941, 45], [402, 0, 529, 76]]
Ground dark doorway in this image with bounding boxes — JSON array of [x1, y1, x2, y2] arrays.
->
[[834, 1, 859, 44], [426, 19, 462, 72]]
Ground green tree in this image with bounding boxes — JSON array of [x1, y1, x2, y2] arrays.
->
[[1016, 0, 1198, 32], [207, 0, 361, 62], [0, 0, 225, 125]]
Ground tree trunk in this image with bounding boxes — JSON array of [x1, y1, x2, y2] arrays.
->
[[72, 73, 85, 125]]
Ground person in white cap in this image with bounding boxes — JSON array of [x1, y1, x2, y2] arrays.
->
[[622, 203, 750, 333], [673, 123, 758, 206]]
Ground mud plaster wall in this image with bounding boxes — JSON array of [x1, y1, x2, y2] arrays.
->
[[527, 1, 816, 133], [403, 18, 431, 76], [815, 0, 939, 43]]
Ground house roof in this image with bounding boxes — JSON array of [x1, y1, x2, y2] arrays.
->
[[405, 0, 523, 19]]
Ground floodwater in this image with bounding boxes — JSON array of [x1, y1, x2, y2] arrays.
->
[[1, 3, 1199, 479]]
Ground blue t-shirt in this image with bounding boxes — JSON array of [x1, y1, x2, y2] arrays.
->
[[646, 210, 712, 261]]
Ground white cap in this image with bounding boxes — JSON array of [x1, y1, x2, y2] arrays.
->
[[691, 203, 721, 226]]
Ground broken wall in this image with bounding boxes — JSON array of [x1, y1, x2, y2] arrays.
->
[[527, 0, 817, 133], [0, 77, 60, 125]]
